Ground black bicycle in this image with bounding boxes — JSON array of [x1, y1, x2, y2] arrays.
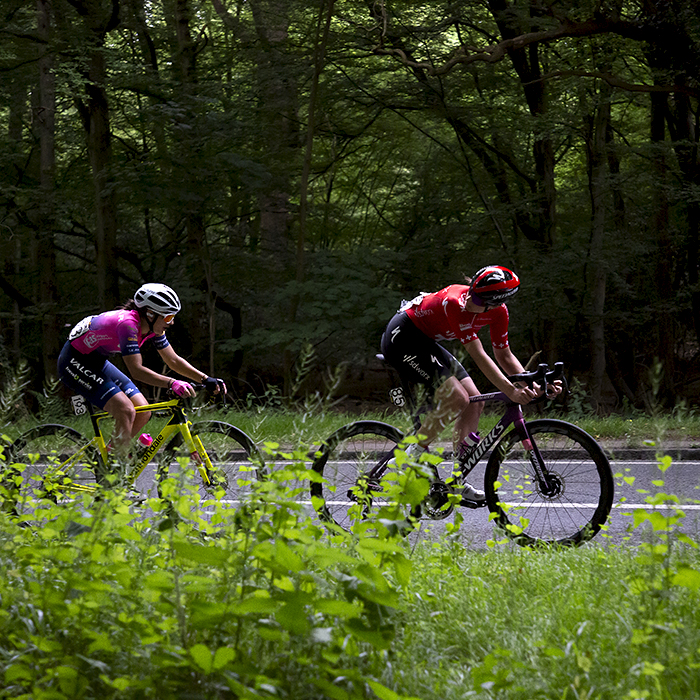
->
[[310, 363, 614, 547]]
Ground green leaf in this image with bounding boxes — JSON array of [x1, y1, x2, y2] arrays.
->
[[171, 541, 228, 564], [672, 567, 700, 590], [315, 599, 360, 619], [657, 455, 672, 472], [542, 647, 566, 658], [234, 596, 279, 615], [277, 600, 311, 635], [212, 646, 236, 670], [190, 643, 212, 673], [144, 570, 174, 590], [392, 553, 412, 588], [367, 680, 400, 700], [5, 663, 33, 683], [312, 678, 351, 700]]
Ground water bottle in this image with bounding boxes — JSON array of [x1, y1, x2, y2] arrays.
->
[[136, 433, 153, 461]]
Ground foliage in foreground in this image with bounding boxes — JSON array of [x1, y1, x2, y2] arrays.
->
[[0, 448, 699, 699]]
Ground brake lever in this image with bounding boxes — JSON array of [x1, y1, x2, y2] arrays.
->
[[544, 362, 568, 398]]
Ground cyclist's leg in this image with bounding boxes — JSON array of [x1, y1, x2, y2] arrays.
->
[[422, 376, 478, 447], [452, 375, 483, 447], [381, 312, 465, 449], [100, 362, 151, 444], [130, 393, 151, 436], [58, 345, 145, 451], [104, 392, 138, 452]]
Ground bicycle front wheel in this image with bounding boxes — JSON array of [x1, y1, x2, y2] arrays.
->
[[159, 420, 265, 507], [3, 424, 99, 515], [484, 418, 614, 546], [310, 420, 405, 531]]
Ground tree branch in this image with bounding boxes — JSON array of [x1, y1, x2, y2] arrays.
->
[[373, 16, 651, 77], [0, 273, 34, 310]]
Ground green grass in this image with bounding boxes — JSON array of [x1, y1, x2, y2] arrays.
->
[[393, 541, 700, 699], [1, 441, 700, 699], [4, 393, 700, 450], [208, 404, 700, 452]]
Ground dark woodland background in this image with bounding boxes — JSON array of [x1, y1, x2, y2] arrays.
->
[[2, 0, 700, 412]]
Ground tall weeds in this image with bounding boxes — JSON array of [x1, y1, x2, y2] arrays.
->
[[0, 359, 30, 427], [2, 434, 700, 699]]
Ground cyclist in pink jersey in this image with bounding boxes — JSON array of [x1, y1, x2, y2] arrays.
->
[[381, 265, 559, 505], [58, 283, 226, 459]]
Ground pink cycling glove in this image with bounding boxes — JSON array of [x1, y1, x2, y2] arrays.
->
[[169, 379, 193, 397]]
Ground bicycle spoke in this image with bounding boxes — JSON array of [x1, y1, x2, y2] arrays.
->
[[311, 421, 405, 532], [485, 419, 614, 546], [158, 420, 264, 513], [4, 425, 97, 516]]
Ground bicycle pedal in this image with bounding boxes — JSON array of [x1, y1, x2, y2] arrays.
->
[[459, 497, 488, 509], [125, 490, 148, 505]]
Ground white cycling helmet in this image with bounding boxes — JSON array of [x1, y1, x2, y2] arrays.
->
[[134, 283, 182, 316]]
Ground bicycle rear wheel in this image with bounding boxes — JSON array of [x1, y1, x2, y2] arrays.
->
[[484, 418, 614, 546], [3, 424, 99, 515], [310, 420, 405, 531], [158, 420, 265, 507]]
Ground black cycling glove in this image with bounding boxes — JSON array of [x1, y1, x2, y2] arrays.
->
[[202, 376, 226, 394]]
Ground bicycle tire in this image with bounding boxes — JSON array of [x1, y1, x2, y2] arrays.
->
[[310, 420, 406, 531], [158, 420, 265, 507], [484, 418, 614, 547], [3, 424, 99, 515]]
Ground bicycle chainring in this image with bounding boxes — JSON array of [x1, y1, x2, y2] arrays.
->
[[423, 480, 454, 520]]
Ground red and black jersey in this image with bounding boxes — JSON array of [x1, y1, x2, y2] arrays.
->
[[403, 284, 510, 349]]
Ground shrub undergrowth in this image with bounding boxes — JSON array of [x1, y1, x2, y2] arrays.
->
[[0, 435, 699, 698]]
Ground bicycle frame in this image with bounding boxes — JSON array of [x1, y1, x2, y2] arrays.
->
[[458, 392, 556, 493], [58, 398, 215, 494], [363, 389, 555, 494]]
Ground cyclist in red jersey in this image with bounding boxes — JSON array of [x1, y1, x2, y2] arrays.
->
[[381, 265, 559, 505], [58, 283, 226, 460]]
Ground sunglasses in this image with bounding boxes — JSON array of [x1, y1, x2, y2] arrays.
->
[[470, 293, 498, 310], [163, 314, 176, 323]]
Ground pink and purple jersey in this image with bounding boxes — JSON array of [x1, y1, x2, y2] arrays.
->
[[404, 284, 510, 349], [68, 309, 169, 357]]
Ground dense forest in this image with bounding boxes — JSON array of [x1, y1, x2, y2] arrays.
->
[[1, 0, 699, 412]]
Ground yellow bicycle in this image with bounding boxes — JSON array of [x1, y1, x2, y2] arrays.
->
[[2, 389, 265, 515]]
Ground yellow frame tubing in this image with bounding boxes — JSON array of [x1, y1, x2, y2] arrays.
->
[[42, 397, 217, 498], [176, 422, 214, 486]]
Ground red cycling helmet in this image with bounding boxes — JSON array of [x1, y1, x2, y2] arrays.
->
[[470, 266, 520, 306]]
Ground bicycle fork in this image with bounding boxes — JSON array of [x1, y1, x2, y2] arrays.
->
[[511, 414, 561, 498], [179, 423, 215, 487]]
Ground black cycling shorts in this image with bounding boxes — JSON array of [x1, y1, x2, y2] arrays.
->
[[380, 311, 468, 392], [57, 341, 141, 409]]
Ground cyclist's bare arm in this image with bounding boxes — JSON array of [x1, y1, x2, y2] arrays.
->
[[157, 344, 208, 384], [123, 351, 196, 398], [493, 346, 526, 376], [157, 345, 226, 395], [493, 347, 563, 398], [465, 340, 535, 404], [123, 352, 177, 390]]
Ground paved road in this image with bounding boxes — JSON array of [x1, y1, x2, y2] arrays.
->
[[14, 444, 700, 549], [402, 455, 700, 549], [264, 450, 700, 550]]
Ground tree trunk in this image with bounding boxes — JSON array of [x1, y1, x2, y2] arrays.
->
[[649, 90, 675, 405], [35, 0, 61, 379], [487, 0, 557, 246], [284, 0, 335, 391], [583, 80, 612, 409], [70, 0, 121, 309], [250, 0, 296, 266]]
